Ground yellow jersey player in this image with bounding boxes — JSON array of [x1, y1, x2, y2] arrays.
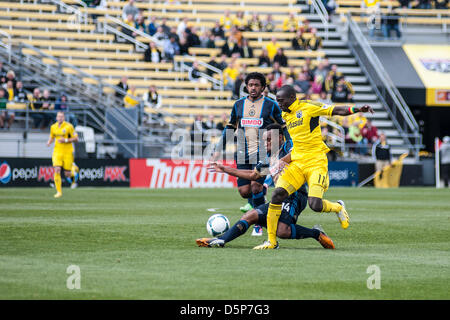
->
[[46, 111, 78, 198], [254, 85, 374, 249]]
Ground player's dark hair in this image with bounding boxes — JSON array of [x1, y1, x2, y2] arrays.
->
[[278, 85, 297, 98], [245, 72, 266, 89]]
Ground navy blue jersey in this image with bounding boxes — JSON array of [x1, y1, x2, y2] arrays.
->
[[217, 95, 289, 163]]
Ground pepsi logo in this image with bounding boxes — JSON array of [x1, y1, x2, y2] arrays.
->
[[0, 162, 11, 184]]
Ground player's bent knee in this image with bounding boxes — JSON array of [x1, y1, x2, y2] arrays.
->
[[276, 223, 291, 239], [250, 182, 263, 194], [271, 187, 288, 204], [308, 197, 323, 212], [241, 209, 259, 225], [238, 186, 252, 199]]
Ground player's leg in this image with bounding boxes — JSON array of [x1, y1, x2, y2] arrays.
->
[[254, 162, 305, 249], [61, 153, 74, 192], [250, 179, 265, 236], [307, 169, 349, 229], [52, 152, 63, 198]]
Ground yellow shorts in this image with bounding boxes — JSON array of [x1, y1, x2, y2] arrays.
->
[[52, 152, 74, 171], [276, 158, 329, 199]]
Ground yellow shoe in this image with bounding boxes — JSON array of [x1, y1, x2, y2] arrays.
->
[[54, 192, 62, 198], [253, 240, 279, 250], [336, 200, 349, 229]]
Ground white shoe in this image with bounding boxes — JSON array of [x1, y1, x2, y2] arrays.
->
[[251, 225, 263, 236], [70, 183, 78, 189]]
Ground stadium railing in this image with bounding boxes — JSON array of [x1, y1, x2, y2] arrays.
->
[[346, 14, 422, 160]]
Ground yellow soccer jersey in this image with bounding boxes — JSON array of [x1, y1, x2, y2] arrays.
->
[[50, 121, 77, 154], [283, 99, 334, 162]]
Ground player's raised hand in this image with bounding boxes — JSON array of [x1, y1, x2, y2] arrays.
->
[[360, 105, 374, 114], [208, 163, 226, 173]]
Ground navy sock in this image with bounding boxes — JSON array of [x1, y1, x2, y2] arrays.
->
[[252, 191, 265, 207], [219, 220, 249, 243], [247, 197, 253, 207], [291, 224, 320, 240]]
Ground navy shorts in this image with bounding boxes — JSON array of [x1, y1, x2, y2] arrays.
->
[[255, 196, 307, 228], [236, 162, 266, 187]]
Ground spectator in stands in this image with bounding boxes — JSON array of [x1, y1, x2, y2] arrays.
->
[[301, 63, 314, 82], [4, 70, 16, 89], [154, 26, 168, 41], [361, 119, 379, 145], [317, 90, 332, 104], [238, 39, 254, 59], [382, 8, 402, 39], [349, 122, 368, 155], [177, 17, 190, 40], [294, 72, 311, 94], [220, 10, 236, 31], [276, 72, 289, 89], [313, 61, 328, 81], [0, 62, 7, 80], [186, 27, 201, 48], [0, 89, 14, 130], [5, 81, 14, 101], [256, 49, 270, 67], [372, 132, 391, 173], [266, 37, 280, 62], [332, 77, 354, 102], [273, 48, 288, 67], [328, 64, 343, 84], [163, 36, 180, 61], [223, 61, 239, 91], [54, 93, 77, 127], [262, 14, 275, 32], [122, 14, 136, 41], [282, 12, 299, 32], [211, 21, 225, 39], [191, 114, 209, 153], [306, 28, 323, 51], [440, 136, 450, 187], [122, 0, 139, 21], [115, 76, 129, 99], [417, 0, 432, 8], [268, 81, 278, 95], [324, 72, 335, 96], [142, 85, 161, 109], [14, 81, 27, 103], [199, 30, 211, 48], [270, 62, 282, 81], [188, 61, 203, 82], [292, 29, 306, 50], [215, 113, 228, 131], [178, 38, 190, 55], [235, 11, 247, 31], [35, 89, 53, 130], [124, 86, 139, 108], [205, 34, 216, 48], [205, 114, 217, 130], [435, 0, 448, 9], [247, 13, 262, 32], [135, 14, 147, 33], [148, 16, 158, 36], [221, 37, 238, 57], [159, 18, 171, 36], [144, 42, 163, 63], [309, 75, 324, 95], [29, 88, 43, 129], [217, 54, 228, 71], [300, 19, 312, 34]]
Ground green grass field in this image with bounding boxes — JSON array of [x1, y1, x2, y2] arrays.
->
[[0, 187, 449, 300]]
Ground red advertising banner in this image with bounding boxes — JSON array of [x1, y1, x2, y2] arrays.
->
[[130, 159, 237, 188]]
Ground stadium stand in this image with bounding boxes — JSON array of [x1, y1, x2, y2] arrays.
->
[[0, 0, 421, 159]]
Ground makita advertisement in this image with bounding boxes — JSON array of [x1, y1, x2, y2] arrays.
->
[[0, 158, 129, 187], [130, 159, 238, 188]]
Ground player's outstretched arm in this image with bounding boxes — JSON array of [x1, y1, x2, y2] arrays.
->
[[46, 137, 54, 147], [210, 163, 262, 181], [331, 105, 374, 116]]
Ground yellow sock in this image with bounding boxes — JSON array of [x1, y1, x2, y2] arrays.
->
[[322, 199, 342, 214], [267, 203, 282, 245], [54, 172, 62, 194]]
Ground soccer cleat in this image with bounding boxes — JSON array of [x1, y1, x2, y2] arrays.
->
[[313, 225, 335, 249], [253, 240, 279, 250], [251, 225, 263, 236], [54, 192, 62, 198], [70, 182, 78, 189], [240, 203, 253, 213], [196, 237, 225, 248], [336, 200, 350, 229]]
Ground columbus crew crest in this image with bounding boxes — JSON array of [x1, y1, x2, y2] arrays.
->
[[296, 111, 302, 119]]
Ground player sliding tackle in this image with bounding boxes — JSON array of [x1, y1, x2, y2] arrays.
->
[[253, 85, 374, 250], [197, 123, 335, 249]]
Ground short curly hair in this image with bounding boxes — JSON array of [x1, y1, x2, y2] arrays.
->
[[244, 72, 267, 89]]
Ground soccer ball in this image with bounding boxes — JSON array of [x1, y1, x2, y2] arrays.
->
[[206, 214, 230, 237]]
